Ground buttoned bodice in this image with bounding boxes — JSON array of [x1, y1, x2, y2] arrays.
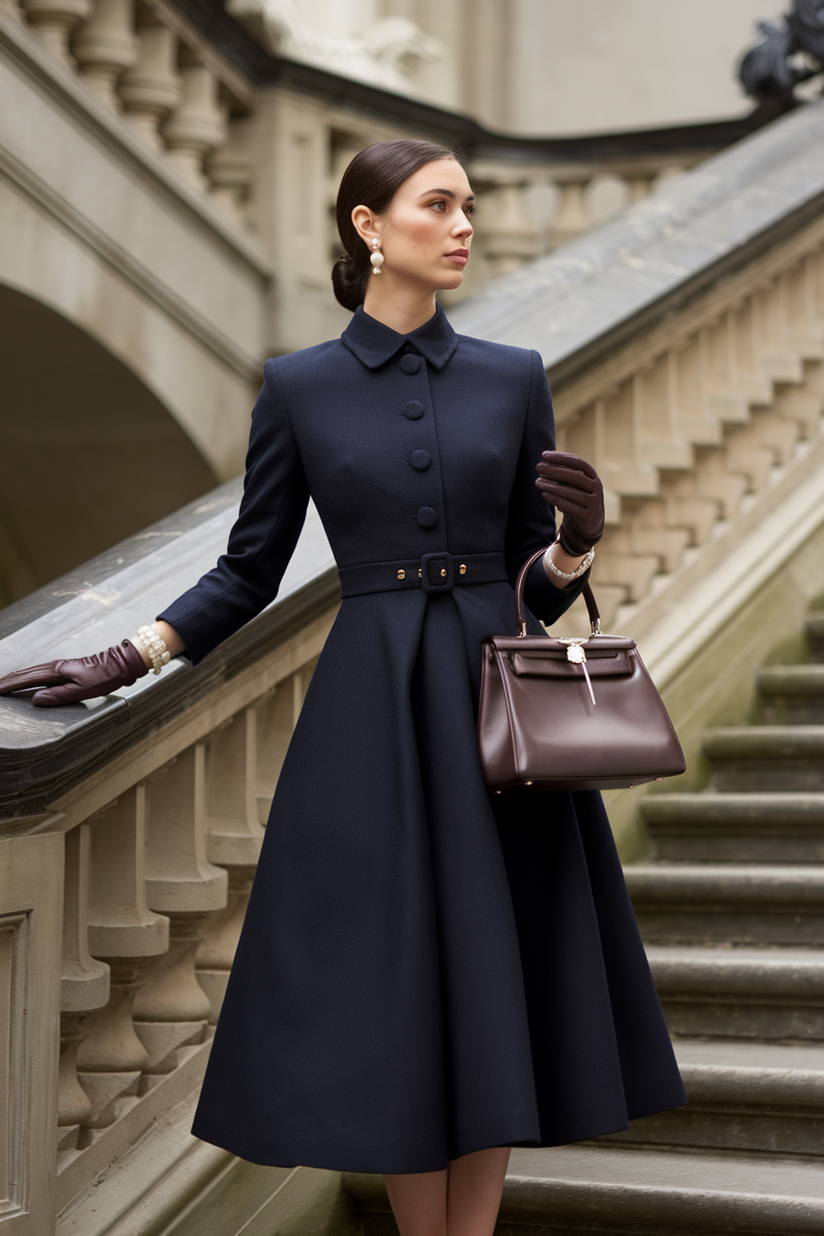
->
[[160, 305, 570, 662]]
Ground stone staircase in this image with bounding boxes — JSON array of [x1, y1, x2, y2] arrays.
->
[[344, 609, 824, 1233]]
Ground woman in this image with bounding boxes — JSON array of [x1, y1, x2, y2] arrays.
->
[[0, 141, 685, 1236]]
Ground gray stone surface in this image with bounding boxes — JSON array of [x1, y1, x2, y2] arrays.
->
[[704, 726, 824, 791], [0, 479, 336, 816], [643, 791, 824, 863], [449, 101, 824, 386]]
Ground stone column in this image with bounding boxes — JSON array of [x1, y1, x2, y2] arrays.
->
[[118, 17, 179, 150], [547, 171, 593, 249], [76, 791, 169, 1127], [22, 0, 92, 67], [72, 0, 137, 110], [0, 0, 23, 23], [162, 52, 226, 190], [58, 824, 110, 1151], [470, 168, 541, 280], [197, 708, 265, 1022], [134, 746, 227, 1074], [207, 144, 252, 228]]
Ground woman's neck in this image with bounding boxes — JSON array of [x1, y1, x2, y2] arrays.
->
[[361, 281, 438, 335]]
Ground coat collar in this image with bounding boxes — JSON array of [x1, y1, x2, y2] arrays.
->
[[341, 303, 458, 371]]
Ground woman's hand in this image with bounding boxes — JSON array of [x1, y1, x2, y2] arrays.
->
[[0, 640, 148, 707], [535, 451, 605, 556]]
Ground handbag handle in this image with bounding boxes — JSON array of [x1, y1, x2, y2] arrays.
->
[[515, 547, 601, 638]]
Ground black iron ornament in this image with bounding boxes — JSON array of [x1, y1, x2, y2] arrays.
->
[[740, 0, 824, 101]]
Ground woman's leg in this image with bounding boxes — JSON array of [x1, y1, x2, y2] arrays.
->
[[383, 1168, 448, 1236], [446, 1147, 511, 1236], [383, 1147, 510, 1236]]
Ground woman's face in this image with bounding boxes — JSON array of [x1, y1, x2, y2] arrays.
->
[[362, 158, 475, 293]]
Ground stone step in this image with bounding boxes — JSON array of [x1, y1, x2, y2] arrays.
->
[[608, 1038, 824, 1157], [758, 665, 824, 723], [626, 864, 824, 946], [642, 792, 824, 864], [806, 612, 824, 663], [346, 1144, 824, 1234], [702, 726, 824, 791], [646, 945, 824, 1040]]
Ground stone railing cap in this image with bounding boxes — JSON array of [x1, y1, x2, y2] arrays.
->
[[0, 480, 337, 815], [449, 99, 824, 389]]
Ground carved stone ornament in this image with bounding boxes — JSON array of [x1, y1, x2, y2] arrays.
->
[[740, 0, 824, 102], [224, 0, 442, 93]]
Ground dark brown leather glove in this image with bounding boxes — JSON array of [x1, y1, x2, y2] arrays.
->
[[535, 450, 605, 557], [0, 640, 148, 707]]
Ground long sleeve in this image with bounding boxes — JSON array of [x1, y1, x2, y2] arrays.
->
[[504, 349, 589, 628], [158, 359, 310, 664]]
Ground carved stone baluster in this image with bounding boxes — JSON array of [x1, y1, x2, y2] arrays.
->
[[255, 682, 294, 816], [473, 174, 540, 280], [118, 16, 179, 150], [162, 51, 226, 190], [77, 791, 169, 1128], [623, 169, 656, 203], [196, 867, 254, 1024], [72, 0, 137, 109], [0, 0, 22, 23], [197, 709, 265, 1022], [547, 172, 592, 249], [134, 746, 227, 1075], [206, 144, 252, 227], [58, 824, 110, 1152], [22, 0, 91, 67]]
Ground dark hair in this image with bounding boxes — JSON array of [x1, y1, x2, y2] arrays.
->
[[332, 139, 457, 312]]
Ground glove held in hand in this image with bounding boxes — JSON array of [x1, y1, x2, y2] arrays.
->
[[535, 450, 605, 557], [0, 640, 148, 707]]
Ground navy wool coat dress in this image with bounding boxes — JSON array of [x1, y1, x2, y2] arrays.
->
[[159, 305, 686, 1174]]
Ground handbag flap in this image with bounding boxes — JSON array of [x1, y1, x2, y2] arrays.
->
[[509, 649, 633, 678]]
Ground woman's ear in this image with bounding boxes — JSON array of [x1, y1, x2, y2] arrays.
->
[[351, 205, 381, 251]]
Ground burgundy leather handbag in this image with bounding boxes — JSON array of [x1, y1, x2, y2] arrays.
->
[[477, 548, 686, 792]]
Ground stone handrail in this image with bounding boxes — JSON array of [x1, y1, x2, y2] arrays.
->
[[0, 485, 338, 1233]]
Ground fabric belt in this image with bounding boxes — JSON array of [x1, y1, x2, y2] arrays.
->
[[338, 551, 509, 598]]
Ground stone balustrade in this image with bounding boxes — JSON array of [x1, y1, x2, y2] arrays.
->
[[453, 155, 703, 297], [0, 0, 781, 372], [4, 0, 689, 262], [547, 212, 824, 636], [0, 487, 339, 1233], [5, 0, 255, 224], [451, 102, 824, 647]]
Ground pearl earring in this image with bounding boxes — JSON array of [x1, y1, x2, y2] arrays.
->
[[370, 238, 384, 275]]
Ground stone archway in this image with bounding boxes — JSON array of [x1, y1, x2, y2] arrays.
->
[[0, 287, 218, 608]]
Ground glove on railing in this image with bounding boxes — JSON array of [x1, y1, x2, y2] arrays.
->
[[0, 640, 148, 707]]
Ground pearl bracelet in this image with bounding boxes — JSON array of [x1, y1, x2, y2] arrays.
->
[[543, 538, 595, 582], [136, 625, 171, 675]]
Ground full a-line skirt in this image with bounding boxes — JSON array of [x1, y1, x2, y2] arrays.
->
[[191, 586, 687, 1172]]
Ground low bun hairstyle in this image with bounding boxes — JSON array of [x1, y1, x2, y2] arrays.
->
[[332, 138, 457, 312]]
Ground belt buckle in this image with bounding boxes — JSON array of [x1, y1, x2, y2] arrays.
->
[[420, 552, 454, 593]]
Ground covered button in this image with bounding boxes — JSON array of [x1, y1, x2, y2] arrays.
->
[[400, 354, 421, 374], [403, 400, 424, 419], [410, 450, 431, 471], [416, 506, 437, 528]]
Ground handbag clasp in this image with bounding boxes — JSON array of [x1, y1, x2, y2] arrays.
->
[[557, 638, 597, 706]]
